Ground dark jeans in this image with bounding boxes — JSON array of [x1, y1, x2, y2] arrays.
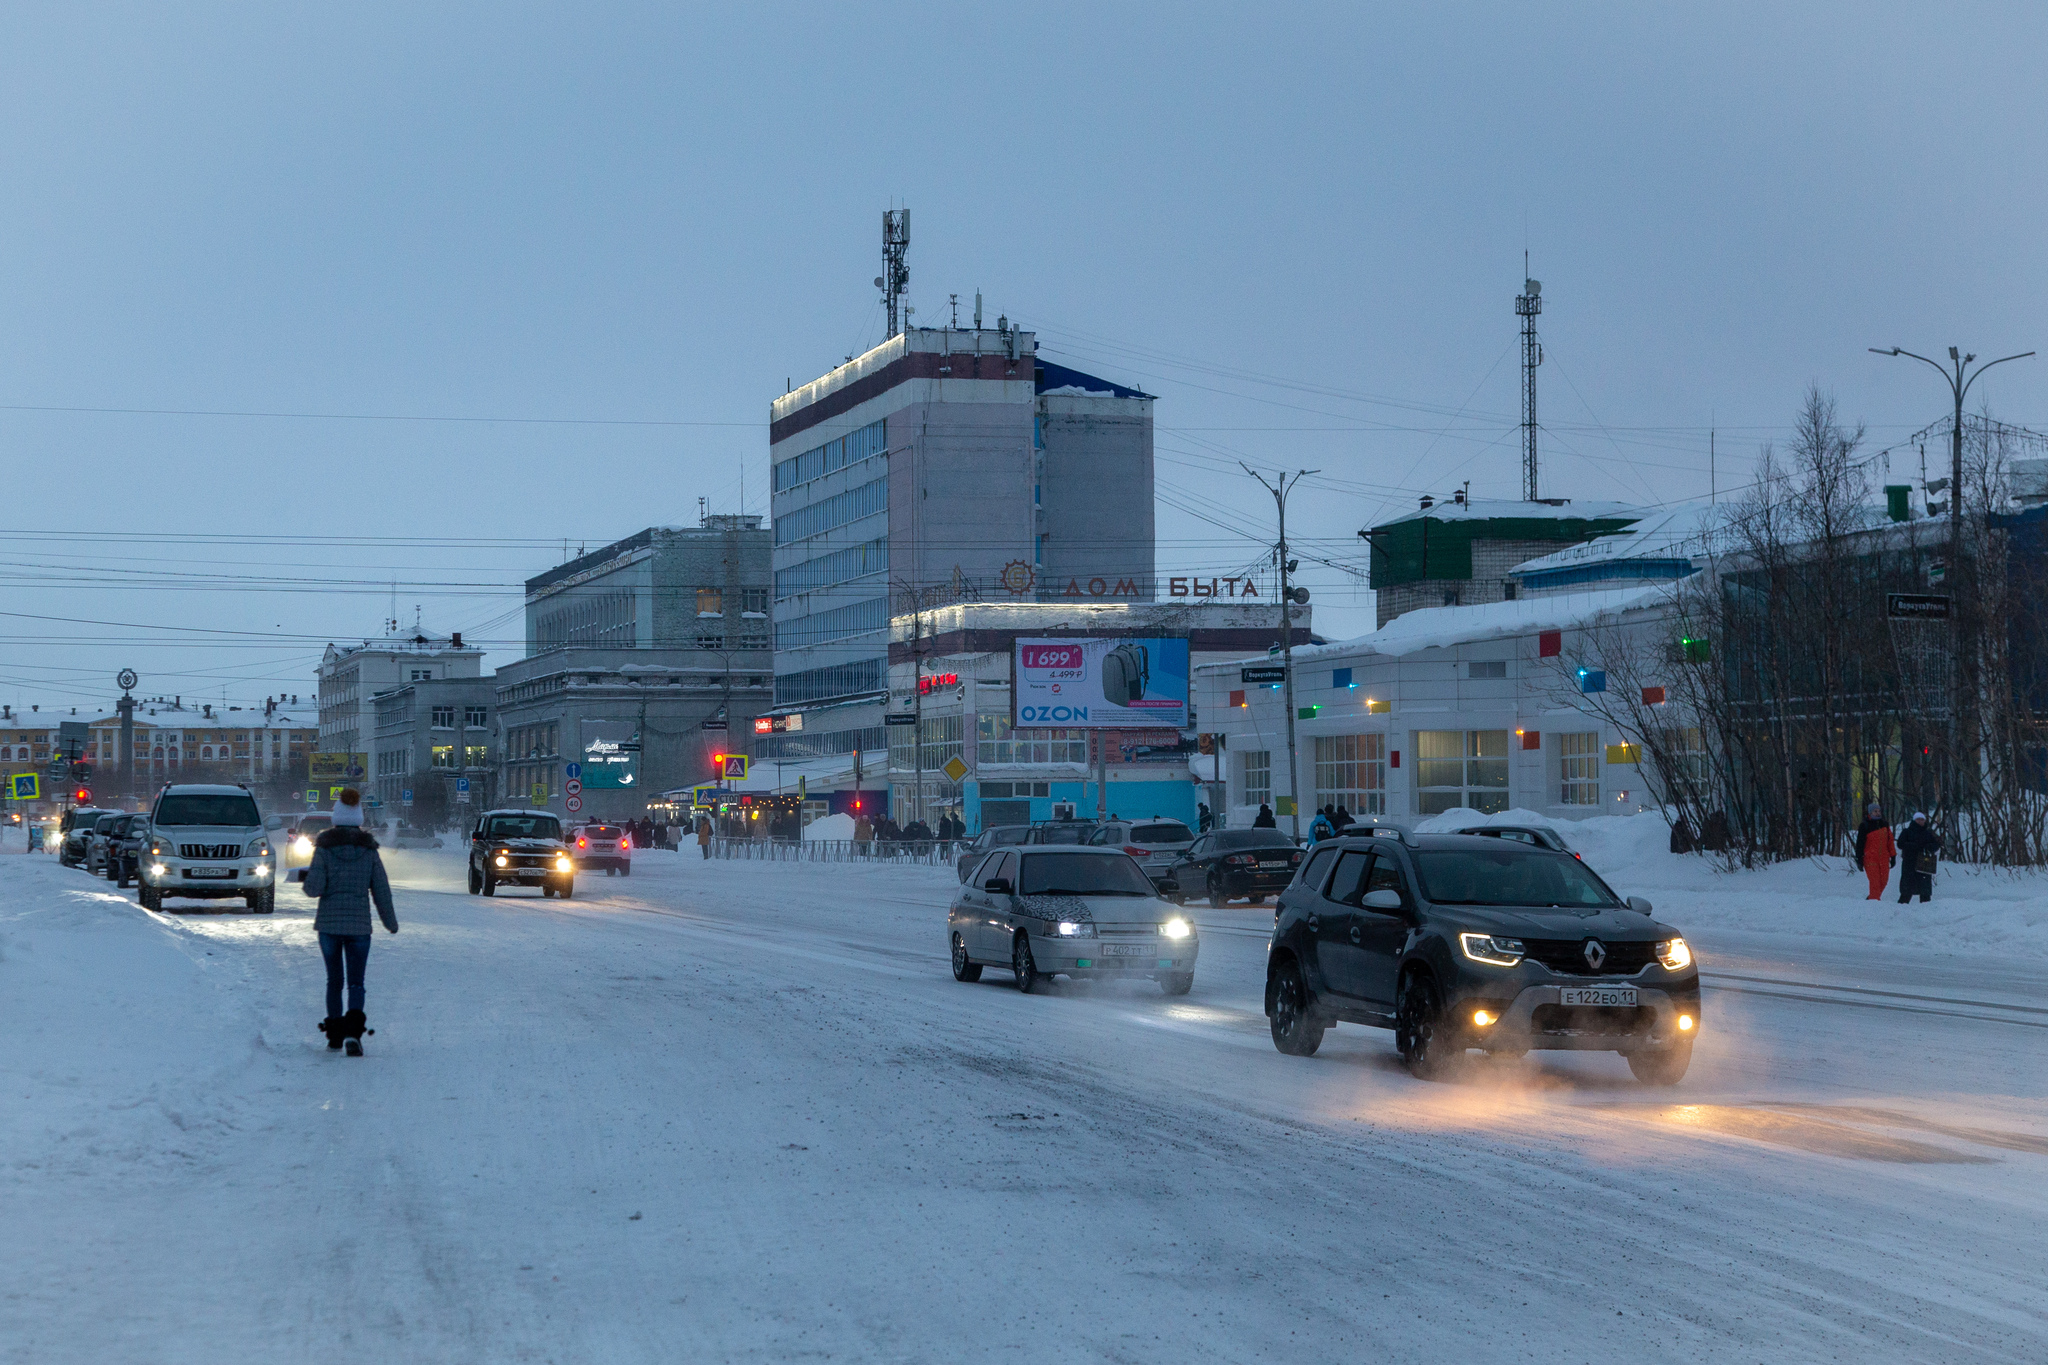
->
[[1898, 871, 1933, 903], [319, 932, 372, 1017]]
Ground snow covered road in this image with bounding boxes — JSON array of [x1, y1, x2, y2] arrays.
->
[[4, 842, 2045, 1363]]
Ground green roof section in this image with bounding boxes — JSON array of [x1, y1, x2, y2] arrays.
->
[[1365, 503, 1643, 588]]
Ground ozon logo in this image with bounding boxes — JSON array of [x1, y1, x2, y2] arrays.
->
[[1019, 705, 1089, 723], [1021, 644, 1085, 670]]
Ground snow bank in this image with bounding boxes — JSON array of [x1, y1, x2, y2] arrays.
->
[[804, 813, 855, 841]]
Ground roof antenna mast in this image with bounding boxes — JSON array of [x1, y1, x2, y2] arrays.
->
[[1516, 257, 1543, 502], [879, 208, 911, 338]]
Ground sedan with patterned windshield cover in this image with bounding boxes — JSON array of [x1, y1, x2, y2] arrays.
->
[[950, 846, 1199, 995]]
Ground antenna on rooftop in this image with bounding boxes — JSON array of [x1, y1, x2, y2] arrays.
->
[[1516, 257, 1543, 502], [880, 208, 911, 337]]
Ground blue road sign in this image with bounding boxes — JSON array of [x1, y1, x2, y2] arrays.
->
[[401, 788, 413, 803], [564, 761, 582, 779], [456, 777, 471, 793]]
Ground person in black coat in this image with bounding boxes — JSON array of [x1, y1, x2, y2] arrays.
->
[[1896, 812, 1942, 903], [1252, 804, 1277, 829]]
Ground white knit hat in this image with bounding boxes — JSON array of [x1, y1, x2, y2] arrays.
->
[[332, 788, 365, 827]]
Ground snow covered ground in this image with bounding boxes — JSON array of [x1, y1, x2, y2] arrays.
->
[[3, 822, 2045, 1362]]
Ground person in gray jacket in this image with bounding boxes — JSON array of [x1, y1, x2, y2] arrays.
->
[[304, 789, 398, 1056]]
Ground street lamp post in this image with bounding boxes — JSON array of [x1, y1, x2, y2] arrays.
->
[[1243, 465, 1318, 841], [1869, 344, 2034, 817]]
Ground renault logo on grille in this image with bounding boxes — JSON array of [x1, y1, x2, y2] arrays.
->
[[1582, 938, 1607, 971]]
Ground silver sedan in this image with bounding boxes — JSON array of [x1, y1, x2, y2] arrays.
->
[[949, 846, 1199, 996]]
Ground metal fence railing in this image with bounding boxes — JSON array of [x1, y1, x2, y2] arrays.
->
[[708, 837, 965, 867]]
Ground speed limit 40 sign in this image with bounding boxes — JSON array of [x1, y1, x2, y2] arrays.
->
[[565, 795, 583, 813]]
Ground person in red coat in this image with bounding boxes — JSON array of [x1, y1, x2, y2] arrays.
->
[[1853, 802, 1895, 900]]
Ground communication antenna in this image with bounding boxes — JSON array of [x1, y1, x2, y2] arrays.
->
[[880, 208, 910, 337], [1516, 258, 1543, 501]]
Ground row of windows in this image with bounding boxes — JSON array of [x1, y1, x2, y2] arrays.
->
[[773, 597, 888, 650], [696, 587, 769, 615], [774, 659, 884, 706], [772, 474, 887, 547], [507, 724, 560, 762], [775, 535, 888, 602], [429, 706, 489, 729], [1239, 730, 1618, 817], [975, 716, 1089, 767], [772, 419, 886, 493], [431, 745, 490, 768], [537, 590, 636, 651]]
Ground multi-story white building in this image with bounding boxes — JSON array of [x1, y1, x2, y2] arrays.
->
[[318, 631, 484, 758], [0, 696, 320, 808]]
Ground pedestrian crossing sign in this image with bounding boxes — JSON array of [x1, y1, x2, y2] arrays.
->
[[9, 773, 37, 799]]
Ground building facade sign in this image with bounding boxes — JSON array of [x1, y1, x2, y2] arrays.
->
[[1013, 637, 1190, 729]]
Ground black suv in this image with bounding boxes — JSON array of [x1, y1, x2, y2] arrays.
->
[[1264, 831, 1700, 1084], [1164, 829, 1303, 906], [467, 809, 574, 898]]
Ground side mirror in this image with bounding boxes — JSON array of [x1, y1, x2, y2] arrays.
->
[[1627, 896, 1654, 915], [984, 877, 1013, 896], [1362, 888, 1403, 911]]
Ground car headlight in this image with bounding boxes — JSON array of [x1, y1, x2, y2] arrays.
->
[[1459, 932, 1525, 967], [1159, 917, 1192, 940], [495, 853, 509, 868], [1052, 920, 1095, 937], [1657, 937, 1693, 971], [247, 838, 270, 857], [293, 836, 312, 854], [149, 863, 167, 877], [555, 856, 571, 873], [253, 864, 271, 880]]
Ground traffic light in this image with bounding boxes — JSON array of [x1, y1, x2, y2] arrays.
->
[[75, 788, 91, 803]]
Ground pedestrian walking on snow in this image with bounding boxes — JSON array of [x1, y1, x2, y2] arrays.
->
[[303, 789, 398, 1056], [1308, 807, 1336, 844], [1853, 802, 1895, 901], [1897, 813, 1941, 904], [696, 814, 712, 859], [1252, 804, 1277, 829]]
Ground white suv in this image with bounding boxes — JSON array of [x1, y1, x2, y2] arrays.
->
[[138, 784, 276, 914]]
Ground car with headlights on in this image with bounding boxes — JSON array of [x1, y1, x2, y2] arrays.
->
[[568, 822, 632, 876], [1163, 828, 1303, 906], [282, 812, 334, 881], [57, 808, 120, 868], [467, 809, 574, 898], [137, 784, 275, 914], [948, 846, 1198, 995], [1264, 831, 1699, 1084]]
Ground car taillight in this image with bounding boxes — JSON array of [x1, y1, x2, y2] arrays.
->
[[1289, 850, 1303, 863], [577, 838, 587, 848], [1224, 853, 1255, 867], [1123, 845, 1148, 857], [621, 836, 631, 848]]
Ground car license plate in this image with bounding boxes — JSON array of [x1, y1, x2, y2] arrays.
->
[[1101, 943, 1151, 956], [186, 867, 234, 879], [1559, 986, 1637, 1007], [1258, 860, 1289, 868]]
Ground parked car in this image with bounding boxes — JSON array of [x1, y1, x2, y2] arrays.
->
[[1023, 821, 1102, 846], [569, 823, 632, 876], [108, 814, 155, 887], [467, 809, 574, 898], [1264, 830, 1699, 1084], [949, 845, 1198, 995], [57, 808, 119, 867], [954, 824, 1032, 881], [137, 784, 275, 914], [1455, 824, 1574, 854], [84, 812, 136, 875], [1163, 828, 1304, 906], [1085, 818, 1198, 888]]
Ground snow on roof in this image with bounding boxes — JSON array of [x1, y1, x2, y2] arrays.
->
[[1199, 585, 1671, 670], [1511, 500, 1729, 575], [1374, 497, 1644, 528]]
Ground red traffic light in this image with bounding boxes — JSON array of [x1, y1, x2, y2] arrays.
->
[[75, 788, 92, 802]]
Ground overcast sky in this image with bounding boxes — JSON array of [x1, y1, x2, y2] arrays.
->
[[2, 2, 2043, 713]]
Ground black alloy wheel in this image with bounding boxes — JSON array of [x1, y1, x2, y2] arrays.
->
[[1268, 959, 1325, 1056], [1627, 1038, 1694, 1086], [1011, 932, 1041, 993], [1396, 971, 1456, 1080], [951, 932, 983, 983]]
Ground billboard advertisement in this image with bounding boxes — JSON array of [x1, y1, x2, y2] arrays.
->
[[310, 751, 368, 783], [577, 720, 640, 789], [1014, 637, 1190, 729]]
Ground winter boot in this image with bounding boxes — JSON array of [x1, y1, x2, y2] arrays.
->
[[342, 1009, 373, 1057], [319, 1016, 345, 1050]]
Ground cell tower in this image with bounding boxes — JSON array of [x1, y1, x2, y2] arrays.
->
[[1516, 271, 1543, 501], [879, 208, 911, 338]]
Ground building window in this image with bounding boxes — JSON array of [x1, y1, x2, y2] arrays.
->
[[771, 418, 886, 493], [431, 745, 454, 769], [431, 707, 455, 728], [1658, 726, 1709, 787], [411, 669, 432, 682], [1314, 735, 1386, 816], [1559, 732, 1602, 805], [975, 716, 1087, 766], [772, 473, 888, 546], [696, 587, 723, 615], [774, 597, 888, 650], [742, 588, 768, 614], [1241, 750, 1271, 808], [464, 744, 487, 767], [891, 714, 964, 784], [465, 706, 486, 727], [1415, 730, 1510, 815], [1467, 660, 1507, 680]]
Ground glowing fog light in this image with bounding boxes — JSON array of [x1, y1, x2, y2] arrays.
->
[[254, 864, 271, 880], [1159, 917, 1192, 940], [1472, 1009, 1497, 1027], [555, 856, 571, 873], [495, 854, 509, 868], [149, 863, 167, 877], [1677, 1014, 1695, 1032], [1657, 938, 1693, 971]]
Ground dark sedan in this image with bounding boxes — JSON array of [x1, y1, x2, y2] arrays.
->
[[955, 824, 1032, 881], [1164, 829, 1303, 906]]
